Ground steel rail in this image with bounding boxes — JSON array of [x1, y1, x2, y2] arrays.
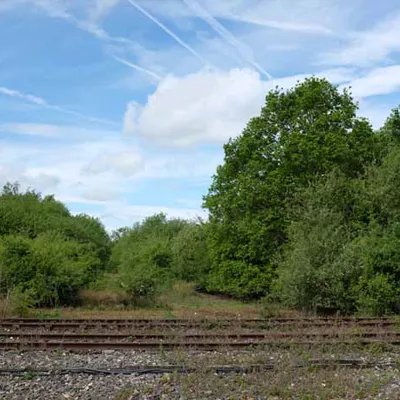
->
[[0, 331, 399, 341], [0, 320, 398, 330], [0, 360, 398, 375], [1, 317, 397, 323], [1, 338, 400, 350]]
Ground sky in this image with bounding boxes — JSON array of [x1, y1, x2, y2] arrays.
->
[[1, 0, 400, 231]]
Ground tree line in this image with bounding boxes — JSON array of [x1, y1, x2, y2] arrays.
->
[[1, 77, 400, 315]]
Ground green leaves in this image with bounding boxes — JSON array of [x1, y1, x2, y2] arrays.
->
[[279, 146, 400, 315], [204, 77, 376, 298], [0, 182, 110, 307]]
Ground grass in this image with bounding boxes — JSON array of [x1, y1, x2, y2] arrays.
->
[[35, 282, 278, 319], [112, 361, 399, 399], [121, 343, 400, 399]]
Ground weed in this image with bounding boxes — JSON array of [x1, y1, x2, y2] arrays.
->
[[22, 371, 37, 380], [114, 386, 134, 400], [35, 309, 61, 319]]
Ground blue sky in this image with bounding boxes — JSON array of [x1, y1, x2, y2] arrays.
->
[[1, 0, 400, 230]]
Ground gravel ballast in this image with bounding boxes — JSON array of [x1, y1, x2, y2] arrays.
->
[[0, 349, 399, 399]]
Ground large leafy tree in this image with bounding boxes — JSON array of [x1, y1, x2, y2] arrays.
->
[[203, 77, 378, 298]]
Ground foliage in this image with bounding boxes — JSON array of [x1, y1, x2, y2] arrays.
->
[[0, 232, 102, 306], [110, 214, 189, 302], [0, 183, 110, 306], [170, 221, 210, 283], [203, 77, 377, 298], [2, 79, 400, 316], [0, 183, 110, 265], [277, 146, 400, 315]]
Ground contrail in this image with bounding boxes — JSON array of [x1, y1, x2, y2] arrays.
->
[[0, 86, 47, 106], [0, 86, 118, 127], [182, 0, 273, 80], [34, 2, 159, 81], [127, 0, 206, 66], [112, 56, 162, 81]]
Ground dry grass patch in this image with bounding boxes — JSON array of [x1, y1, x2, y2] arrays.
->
[[79, 289, 131, 308]]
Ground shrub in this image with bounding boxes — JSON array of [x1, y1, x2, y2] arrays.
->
[[0, 232, 103, 307], [171, 223, 210, 282]]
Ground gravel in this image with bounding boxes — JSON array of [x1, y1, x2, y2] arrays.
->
[[0, 349, 399, 399]]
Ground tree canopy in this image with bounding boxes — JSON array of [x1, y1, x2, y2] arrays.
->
[[203, 78, 379, 298]]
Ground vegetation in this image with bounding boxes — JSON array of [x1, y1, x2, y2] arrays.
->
[[1, 77, 400, 316]]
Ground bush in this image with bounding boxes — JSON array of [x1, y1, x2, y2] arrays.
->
[[277, 149, 400, 315], [205, 260, 272, 299], [0, 286, 36, 318], [171, 222, 210, 282], [356, 274, 398, 316], [0, 232, 103, 307]]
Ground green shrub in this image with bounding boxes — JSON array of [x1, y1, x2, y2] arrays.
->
[[171, 222, 210, 282], [0, 232, 103, 307], [356, 274, 398, 316]]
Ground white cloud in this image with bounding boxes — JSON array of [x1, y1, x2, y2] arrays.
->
[[23, 173, 61, 191], [84, 150, 144, 177], [144, 0, 338, 35], [88, 0, 120, 22], [319, 12, 400, 67], [100, 202, 208, 230], [0, 123, 116, 139], [343, 65, 400, 98], [125, 68, 266, 146], [122, 102, 139, 136], [124, 67, 356, 147], [82, 187, 120, 202], [357, 100, 393, 130]]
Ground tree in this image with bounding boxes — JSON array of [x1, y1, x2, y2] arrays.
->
[[203, 77, 377, 298], [277, 146, 400, 315]]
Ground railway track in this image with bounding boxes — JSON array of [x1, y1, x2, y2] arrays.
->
[[0, 317, 399, 330], [1, 317, 399, 350], [0, 359, 398, 375]]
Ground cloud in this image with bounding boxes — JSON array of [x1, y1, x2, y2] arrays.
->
[[88, 0, 120, 22], [127, 0, 207, 66], [342, 65, 400, 98], [123, 67, 356, 147], [84, 150, 145, 177], [319, 11, 400, 67], [0, 123, 116, 140], [23, 173, 61, 191], [123, 102, 139, 136], [182, 0, 272, 80], [100, 202, 208, 230], [0, 134, 213, 230], [227, 15, 333, 35], [124, 68, 265, 146], [0, 161, 60, 192], [357, 100, 394, 130], [82, 187, 120, 202], [143, 0, 336, 35]]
